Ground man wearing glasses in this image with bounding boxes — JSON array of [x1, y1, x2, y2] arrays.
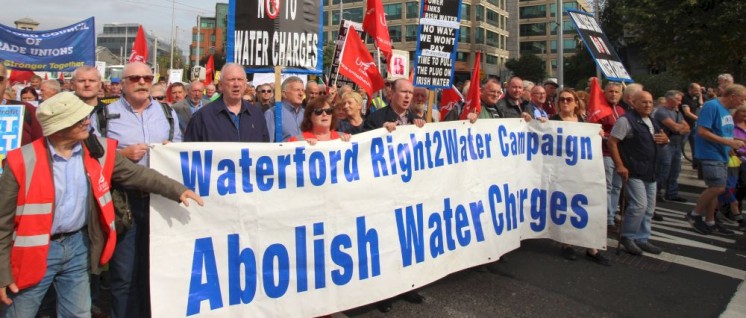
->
[[173, 80, 207, 135], [89, 62, 182, 318]]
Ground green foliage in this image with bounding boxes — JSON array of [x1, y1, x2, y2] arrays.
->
[[323, 42, 337, 74], [505, 53, 547, 84], [632, 72, 689, 99], [564, 43, 597, 90], [601, 0, 746, 82]]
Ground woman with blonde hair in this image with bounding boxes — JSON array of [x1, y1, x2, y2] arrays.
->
[[337, 91, 365, 134]]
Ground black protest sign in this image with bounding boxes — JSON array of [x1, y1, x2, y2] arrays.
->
[[413, 0, 462, 88], [328, 20, 363, 89], [567, 9, 632, 82], [228, 0, 323, 73]]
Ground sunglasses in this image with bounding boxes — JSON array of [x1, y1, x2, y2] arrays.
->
[[152, 96, 165, 100], [558, 97, 575, 103], [0, 76, 5, 82], [124, 75, 155, 83], [260, 89, 272, 93], [313, 108, 333, 116]]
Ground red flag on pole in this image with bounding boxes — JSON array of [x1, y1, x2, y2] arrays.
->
[[128, 25, 148, 63], [439, 85, 463, 122], [205, 55, 215, 85], [586, 77, 613, 123], [338, 28, 385, 98], [460, 51, 481, 120], [58, 71, 65, 82], [362, 0, 392, 62], [8, 70, 34, 85], [44, 73, 48, 80]]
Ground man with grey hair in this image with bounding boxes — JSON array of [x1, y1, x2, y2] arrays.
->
[[90, 61, 182, 317], [654, 90, 690, 203], [265, 76, 305, 142], [621, 83, 643, 111], [184, 63, 268, 142], [40, 80, 60, 101], [173, 80, 207, 135], [718, 73, 734, 95], [71, 65, 102, 107], [0, 92, 202, 317]]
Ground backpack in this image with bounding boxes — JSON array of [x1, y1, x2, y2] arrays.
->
[[94, 101, 175, 233]]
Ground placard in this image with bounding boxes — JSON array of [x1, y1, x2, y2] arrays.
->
[[567, 9, 632, 83], [413, 0, 462, 89]]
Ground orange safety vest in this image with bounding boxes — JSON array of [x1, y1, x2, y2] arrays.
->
[[5, 137, 118, 289]]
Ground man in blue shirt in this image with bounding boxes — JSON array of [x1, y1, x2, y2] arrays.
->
[[90, 61, 182, 318], [690, 84, 746, 235], [184, 63, 269, 142], [265, 76, 305, 142]]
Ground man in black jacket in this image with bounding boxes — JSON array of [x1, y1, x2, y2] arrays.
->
[[362, 78, 425, 312], [363, 79, 424, 132]]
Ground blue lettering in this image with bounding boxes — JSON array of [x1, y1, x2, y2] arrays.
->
[[216, 159, 236, 195], [256, 156, 274, 191], [370, 137, 388, 177], [395, 205, 425, 266], [488, 184, 504, 235], [454, 203, 471, 246], [330, 234, 353, 286], [570, 194, 589, 228], [498, 126, 509, 157], [186, 237, 222, 316], [309, 151, 326, 186], [181, 151, 212, 196], [262, 244, 289, 298], [344, 143, 360, 182], [427, 212, 444, 258], [468, 201, 486, 242], [550, 191, 568, 225], [294, 226, 308, 292], [530, 189, 547, 232], [357, 217, 381, 279], [228, 234, 257, 305], [313, 223, 326, 289], [239, 149, 254, 193]]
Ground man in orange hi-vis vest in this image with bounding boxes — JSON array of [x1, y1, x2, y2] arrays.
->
[[0, 92, 203, 317]]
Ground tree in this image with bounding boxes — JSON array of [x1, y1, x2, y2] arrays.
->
[[505, 53, 546, 84], [323, 41, 337, 74], [601, 0, 746, 82], [564, 43, 597, 90]]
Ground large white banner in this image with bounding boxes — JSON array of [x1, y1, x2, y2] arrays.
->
[[149, 119, 606, 317]]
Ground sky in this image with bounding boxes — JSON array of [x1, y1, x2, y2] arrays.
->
[[0, 0, 221, 54]]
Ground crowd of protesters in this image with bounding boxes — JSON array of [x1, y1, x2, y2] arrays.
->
[[1, 58, 745, 317]]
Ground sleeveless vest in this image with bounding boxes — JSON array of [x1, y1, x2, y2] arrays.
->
[[619, 111, 661, 182], [5, 137, 118, 289]]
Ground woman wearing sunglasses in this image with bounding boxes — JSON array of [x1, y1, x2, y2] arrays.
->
[[550, 89, 611, 266], [287, 96, 351, 144]]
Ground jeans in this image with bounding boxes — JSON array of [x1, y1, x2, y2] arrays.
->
[[622, 178, 657, 242], [109, 223, 137, 318], [656, 141, 683, 199], [3, 231, 91, 318], [109, 194, 151, 318], [604, 156, 623, 225]]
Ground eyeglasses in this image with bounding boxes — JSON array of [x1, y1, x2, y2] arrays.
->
[[152, 96, 165, 100], [260, 89, 272, 93], [558, 97, 575, 103], [313, 108, 333, 116], [75, 116, 90, 127], [124, 75, 155, 83]]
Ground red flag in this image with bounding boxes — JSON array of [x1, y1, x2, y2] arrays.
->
[[439, 85, 463, 122], [44, 73, 48, 80], [338, 28, 385, 98], [460, 51, 481, 120], [129, 25, 148, 63], [8, 70, 34, 85], [362, 0, 392, 62], [58, 71, 65, 82], [586, 77, 613, 123], [205, 55, 215, 85]]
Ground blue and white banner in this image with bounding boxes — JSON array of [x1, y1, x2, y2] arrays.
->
[[0, 17, 95, 72], [0, 105, 24, 174], [149, 119, 607, 317]]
